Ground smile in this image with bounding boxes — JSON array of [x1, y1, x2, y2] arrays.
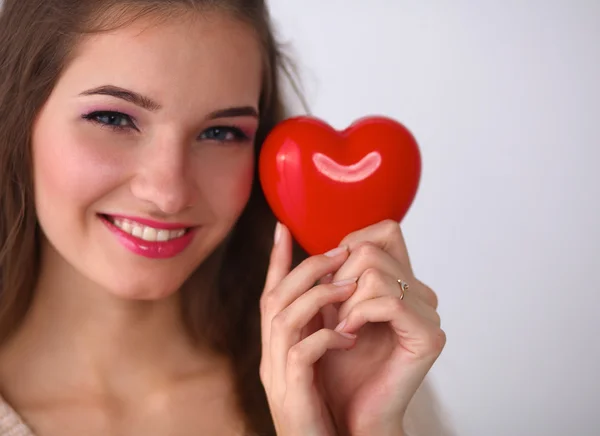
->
[[99, 214, 196, 259], [109, 217, 187, 242]]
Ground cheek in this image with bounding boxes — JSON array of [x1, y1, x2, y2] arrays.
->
[[32, 118, 126, 224], [224, 155, 255, 215], [231, 156, 255, 205], [199, 148, 255, 219]]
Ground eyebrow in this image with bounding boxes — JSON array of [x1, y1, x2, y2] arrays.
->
[[79, 85, 259, 119], [80, 85, 161, 111], [207, 106, 259, 120]]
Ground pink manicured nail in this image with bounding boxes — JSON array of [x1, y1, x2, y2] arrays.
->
[[335, 319, 347, 332], [274, 222, 282, 244], [324, 246, 347, 257], [333, 277, 357, 287]]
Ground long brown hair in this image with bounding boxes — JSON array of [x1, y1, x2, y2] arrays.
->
[[0, 0, 307, 434]]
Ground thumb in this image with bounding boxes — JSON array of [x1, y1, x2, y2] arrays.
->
[[263, 221, 293, 294]]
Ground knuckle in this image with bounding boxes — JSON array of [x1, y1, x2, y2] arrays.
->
[[425, 328, 447, 355], [361, 267, 385, 287], [354, 241, 379, 259], [418, 280, 439, 309], [259, 362, 268, 383], [287, 343, 307, 367], [433, 329, 447, 352], [381, 219, 401, 238], [260, 292, 277, 314], [271, 310, 292, 331]]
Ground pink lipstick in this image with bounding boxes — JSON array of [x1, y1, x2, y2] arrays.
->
[[99, 214, 196, 259]]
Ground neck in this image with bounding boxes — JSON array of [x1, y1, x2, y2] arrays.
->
[[0, 241, 218, 403]]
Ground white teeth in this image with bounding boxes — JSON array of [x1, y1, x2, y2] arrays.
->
[[132, 226, 144, 238], [157, 230, 170, 242], [108, 217, 187, 242], [171, 229, 185, 239], [121, 221, 132, 233], [142, 227, 157, 242]]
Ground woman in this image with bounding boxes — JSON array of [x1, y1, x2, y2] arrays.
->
[[0, 0, 445, 435]]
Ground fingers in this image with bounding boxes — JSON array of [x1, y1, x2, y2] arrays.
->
[[336, 295, 446, 361], [272, 279, 358, 345], [270, 279, 357, 389], [332, 240, 438, 310], [286, 328, 356, 386], [337, 268, 439, 326], [260, 223, 351, 389], [271, 328, 356, 431], [261, 244, 350, 323], [264, 222, 293, 293], [333, 241, 399, 283], [338, 219, 413, 273], [261, 222, 293, 377]]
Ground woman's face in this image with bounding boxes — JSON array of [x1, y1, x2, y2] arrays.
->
[[31, 11, 263, 299]]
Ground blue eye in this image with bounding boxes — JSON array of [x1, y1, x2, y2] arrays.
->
[[83, 111, 137, 131], [199, 126, 249, 143]]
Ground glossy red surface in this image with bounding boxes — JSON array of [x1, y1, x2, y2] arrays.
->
[[259, 115, 422, 255]]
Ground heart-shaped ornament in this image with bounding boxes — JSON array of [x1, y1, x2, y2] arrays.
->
[[259, 115, 421, 255]]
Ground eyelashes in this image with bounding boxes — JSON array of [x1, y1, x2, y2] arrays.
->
[[81, 110, 252, 143], [198, 126, 250, 142], [82, 111, 137, 132]]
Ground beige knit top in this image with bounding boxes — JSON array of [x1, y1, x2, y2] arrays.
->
[[0, 397, 34, 436]]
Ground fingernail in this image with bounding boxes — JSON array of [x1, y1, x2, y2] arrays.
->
[[274, 222, 282, 245], [335, 319, 347, 332], [339, 331, 356, 340], [324, 246, 347, 257], [332, 277, 358, 287]]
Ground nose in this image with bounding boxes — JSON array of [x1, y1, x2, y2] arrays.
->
[[129, 137, 197, 216]]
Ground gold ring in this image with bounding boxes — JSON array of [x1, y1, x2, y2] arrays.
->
[[397, 279, 409, 300]]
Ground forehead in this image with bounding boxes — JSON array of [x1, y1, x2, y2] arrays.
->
[[57, 11, 264, 109]]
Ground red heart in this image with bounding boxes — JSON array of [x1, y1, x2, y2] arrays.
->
[[258, 115, 421, 255]]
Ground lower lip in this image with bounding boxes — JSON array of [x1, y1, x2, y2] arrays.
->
[[100, 215, 196, 259]]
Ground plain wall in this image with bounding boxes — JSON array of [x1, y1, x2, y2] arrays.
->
[[267, 1, 600, 435]]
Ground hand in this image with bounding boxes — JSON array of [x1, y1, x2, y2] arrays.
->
[[259, 222, 360, 435], [317, 219, 446, 435]]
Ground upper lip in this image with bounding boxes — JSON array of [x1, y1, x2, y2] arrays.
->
[[102, 214, 195, 230]]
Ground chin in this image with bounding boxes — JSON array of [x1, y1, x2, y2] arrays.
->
[[98, 272, 190, 301]]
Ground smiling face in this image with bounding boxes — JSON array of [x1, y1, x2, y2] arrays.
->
[[31, 11, 263, 299]]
